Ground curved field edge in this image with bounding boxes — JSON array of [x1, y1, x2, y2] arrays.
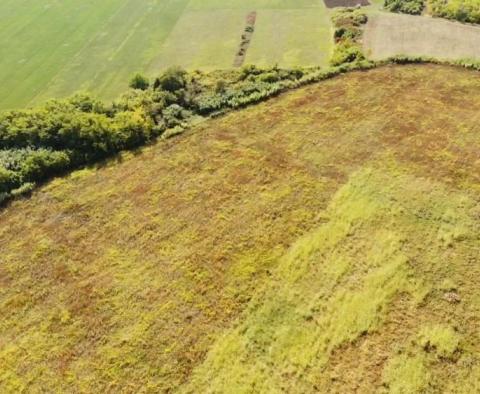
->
[[3, 56, 480, 209], [1, 64, 480, 392], [0, 0, 331, 110]]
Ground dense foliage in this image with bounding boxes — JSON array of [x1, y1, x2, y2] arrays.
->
[[0, 94, 155, 203], [385, 0, 480, 22], [3, 53, 480, 205], [384, 0, 425, 14], [429, 0, 480, 24], [0, 66, 313, 203], [331, 8, 367, 67], [129, 73, 150, 90]]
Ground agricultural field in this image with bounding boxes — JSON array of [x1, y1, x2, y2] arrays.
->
[[2, 64, 480, 392], [4, 0, 480, 392], [0, 0, 188, 109], [0, 0, 334, 110], [363, 12, 480, 60]]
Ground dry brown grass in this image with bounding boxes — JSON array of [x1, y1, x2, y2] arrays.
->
[[1, 65, 480, 392]]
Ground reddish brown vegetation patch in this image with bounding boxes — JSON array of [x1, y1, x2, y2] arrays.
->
[[234, 11, 257, 67], [2, 65, 480, 392]]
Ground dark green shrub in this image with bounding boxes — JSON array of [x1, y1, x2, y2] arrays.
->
[[279, 68, 304, 80], [429, 0, 480, 24], [215, 79, 227, 93], [257, 72, 281, 83], [330, 41, 365, 66], [129, 73, 150, 90], [162, 104, 191, 128], [67, 93, 106, 113], [112, 109, 155, 149], [0, 166, 19, 194], [239, 65, 262, 80], [19, 150, 71, 182], [384, 0, 425, 15], [0, 148, 71, 189], [332, 8, 368, 26], [193, 93, 225, 115], [156, 67, 187, 92], [334, 26, 362, 42]]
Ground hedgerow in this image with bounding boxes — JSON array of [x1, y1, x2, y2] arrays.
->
[[428, 0, 480, 24], [0, 66, 311, 203], [330, 8, 368, 66], [2, 56, 480, 205]]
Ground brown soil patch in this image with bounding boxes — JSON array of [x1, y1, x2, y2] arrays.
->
[[323, 294, 419, 392]]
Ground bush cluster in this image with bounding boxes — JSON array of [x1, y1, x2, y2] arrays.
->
[[330, 8, 368, 66], [0, 94, 155, 203], [193, 67, 305, 115], [3, 56, 480, 204], [429, 0, 480, 24], [0, 66, 309, 203], [384, 0, 425, 14], [385, 0, 480, 23], [331, 41, 366, 66]]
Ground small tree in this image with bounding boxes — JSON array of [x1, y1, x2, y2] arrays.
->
[[129, 73, 150, 90], [153, 77, 161, 90], [215, 79, 227, 93], [156, 67, 187, 92], [68, 93, 105, 113]]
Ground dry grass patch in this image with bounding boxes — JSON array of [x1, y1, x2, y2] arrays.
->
[[1, 65, 480, 392]]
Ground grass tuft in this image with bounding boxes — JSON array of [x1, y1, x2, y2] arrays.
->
[[417, 325, 461, 360]]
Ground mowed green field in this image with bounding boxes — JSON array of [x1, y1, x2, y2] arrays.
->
[[0, 0, 190, 109], [0, 0, 332, 110]]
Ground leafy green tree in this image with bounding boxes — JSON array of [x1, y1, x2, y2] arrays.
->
[[156, 67, 187, 92], [68, 93, 105, 113], [129, 73, 150, 90]]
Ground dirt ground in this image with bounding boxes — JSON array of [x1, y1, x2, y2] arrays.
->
[[363, 13, 480, 60]]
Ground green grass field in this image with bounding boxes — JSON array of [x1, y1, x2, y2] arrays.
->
[[0, 0, 333, 110], [2, 64, 480, 392]]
